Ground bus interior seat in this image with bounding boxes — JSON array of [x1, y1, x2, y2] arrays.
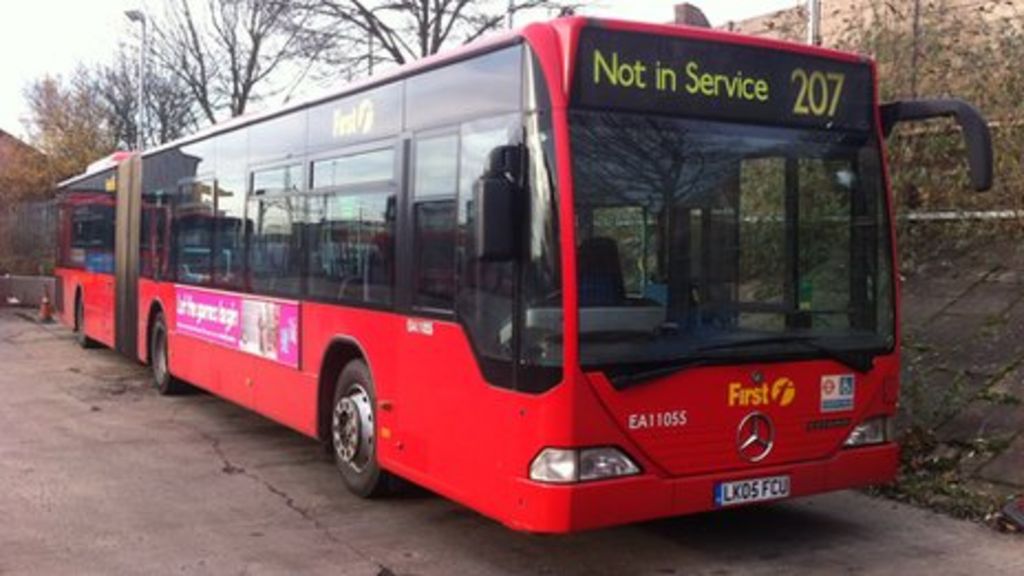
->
[[578, 237, 626, 307]]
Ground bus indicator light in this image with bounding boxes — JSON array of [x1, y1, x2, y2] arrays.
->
[[529, 447, 639, 484], [844, 417, 888, 447]]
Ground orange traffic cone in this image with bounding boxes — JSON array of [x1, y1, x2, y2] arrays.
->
[[39, 287, 54, 323]]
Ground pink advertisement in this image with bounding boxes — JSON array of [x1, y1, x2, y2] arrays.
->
[[175, 286, 299, 368]]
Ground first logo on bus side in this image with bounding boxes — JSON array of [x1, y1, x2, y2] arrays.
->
[[332, 98, 375, 139]]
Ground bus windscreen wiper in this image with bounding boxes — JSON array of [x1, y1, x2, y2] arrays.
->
[[697, 335, 875, 373], [610, 335, 874, 389], [608, 356, 714, 390]]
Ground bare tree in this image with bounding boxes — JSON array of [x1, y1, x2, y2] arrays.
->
[[145, 67, 200, 146], [94, 46, 197, 148], [290, 0, 575, 77], [150, 0, 312, 124], [93, 51, 139, 151]]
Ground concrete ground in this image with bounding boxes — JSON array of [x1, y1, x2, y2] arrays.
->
[[0, 310, 1020, 576], [902, 240, 1024, 491]]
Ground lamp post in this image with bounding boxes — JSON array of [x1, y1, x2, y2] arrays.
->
[[807, 0, 822, 46], [125, 9, 147, 151]]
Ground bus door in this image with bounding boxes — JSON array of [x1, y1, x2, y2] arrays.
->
[[396, 130, 466, 476], [114, 154, 142, 357]]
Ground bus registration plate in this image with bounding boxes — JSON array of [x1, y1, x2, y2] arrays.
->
[[714, 475, 790, 507]]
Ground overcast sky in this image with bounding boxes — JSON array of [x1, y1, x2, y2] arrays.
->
[[0, 0, 800, 140]]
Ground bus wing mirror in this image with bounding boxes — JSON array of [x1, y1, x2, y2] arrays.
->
[[880, 99, 993, 192], [486, 144, 524, 184], [473, 177, 520, 261]]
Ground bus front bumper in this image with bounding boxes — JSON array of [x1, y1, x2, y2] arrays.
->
[[507, 442, 899, 533]]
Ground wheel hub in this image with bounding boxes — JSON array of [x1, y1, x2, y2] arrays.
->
[[332, 385, 374, 472]]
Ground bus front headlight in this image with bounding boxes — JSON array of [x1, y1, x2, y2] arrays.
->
[[843, 417, 890, 447], [529, 447, 640, 483]]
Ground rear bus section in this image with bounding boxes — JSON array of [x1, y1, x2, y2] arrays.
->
[[55, 167, 121, 349]]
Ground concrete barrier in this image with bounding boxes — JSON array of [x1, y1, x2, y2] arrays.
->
[[0, 276, 56, 308]]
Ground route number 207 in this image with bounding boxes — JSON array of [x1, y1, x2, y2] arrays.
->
[[791, 69, 846, 118]]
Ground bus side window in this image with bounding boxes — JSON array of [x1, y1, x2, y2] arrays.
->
[[215, 128, 249, 289], [140, 196, 155, 279], [69, 199, 115, 273], [306, 193, 395, 305], [140, 191, 171, 280], [155, 199, 171, 281], [248, 165, 304, 296], [307, 147, 397, 306], [172, 181, 215, 285], [412, 132, 459, 311], [215, 176, 247, 289]]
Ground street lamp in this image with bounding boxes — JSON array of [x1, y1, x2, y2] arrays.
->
[[125, 9, 147, 151], [806, 0, 822, 46]]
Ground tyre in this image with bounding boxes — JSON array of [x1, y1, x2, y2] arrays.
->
[[150, 313, 186, 395], [331, 359, 392, 498], [73, 295, 97, 349]]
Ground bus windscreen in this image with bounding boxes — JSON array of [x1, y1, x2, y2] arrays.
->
[[573, 28, 874, 132]]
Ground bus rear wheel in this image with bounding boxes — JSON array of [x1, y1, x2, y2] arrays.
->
[[150, 314, 185, 396], [74, 295, 97, 349], [332, 360, 392, 498]]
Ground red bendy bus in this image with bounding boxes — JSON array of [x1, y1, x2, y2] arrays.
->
[[53, 17, 993, 533]]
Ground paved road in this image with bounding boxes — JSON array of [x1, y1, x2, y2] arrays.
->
[[0, 310, 1020, 575]]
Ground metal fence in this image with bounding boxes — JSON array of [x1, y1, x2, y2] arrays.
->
[[0, 200, 56, 275]]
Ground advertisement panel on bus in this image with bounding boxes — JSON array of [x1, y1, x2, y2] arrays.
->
[[175, 286, 300, 368]]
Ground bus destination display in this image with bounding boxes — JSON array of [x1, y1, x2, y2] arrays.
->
[[573, 27, 874, 131]]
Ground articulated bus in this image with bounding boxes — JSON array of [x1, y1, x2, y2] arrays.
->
[[54, 17, 993, 532]]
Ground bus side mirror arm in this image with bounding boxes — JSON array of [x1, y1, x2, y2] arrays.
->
[[880, 99, 994, 192]]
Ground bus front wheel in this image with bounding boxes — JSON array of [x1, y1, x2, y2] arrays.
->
[[150, 314, 186, 396], [332, 360, 392, 498]]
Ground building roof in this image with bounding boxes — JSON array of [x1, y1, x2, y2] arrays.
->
[[0, 129, 42, 171]]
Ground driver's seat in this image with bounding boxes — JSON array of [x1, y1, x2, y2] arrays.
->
[[578, 237, 626, 307]]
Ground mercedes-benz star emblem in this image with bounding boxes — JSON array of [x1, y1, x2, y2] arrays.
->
[[737, 412, 775, 463]]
